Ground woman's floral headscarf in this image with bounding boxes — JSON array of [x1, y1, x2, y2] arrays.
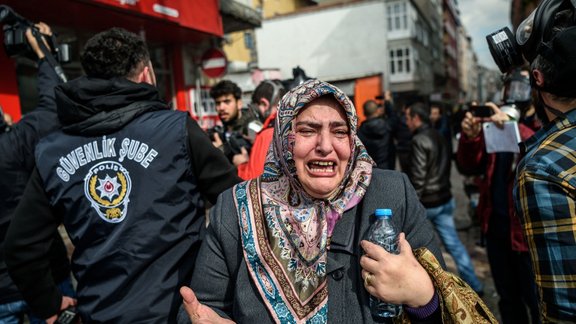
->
[[233, 79, 374, 323]]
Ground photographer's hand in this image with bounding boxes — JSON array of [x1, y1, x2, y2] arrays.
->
[[25, 22, 52, 60], [461, 111, 482, 139], [211, 132, 223, 149], [232, 147, 249, 166], [487, 102, 510, 129]]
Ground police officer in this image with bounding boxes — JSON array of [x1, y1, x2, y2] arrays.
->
[[5, 28, 240, 323]]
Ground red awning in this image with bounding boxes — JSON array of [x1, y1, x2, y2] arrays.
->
[[87, 0, 223, 37], [1, 0, 222, 43]]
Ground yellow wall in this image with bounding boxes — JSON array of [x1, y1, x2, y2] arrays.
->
[[223, 31, 253, 63]]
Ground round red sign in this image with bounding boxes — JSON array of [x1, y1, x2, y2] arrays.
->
[[200, 48, 228, 78]]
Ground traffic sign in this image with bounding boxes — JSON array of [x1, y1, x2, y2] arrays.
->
[[200, 48, 228, 78]]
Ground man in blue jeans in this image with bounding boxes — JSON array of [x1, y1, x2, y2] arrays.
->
[[405, 102, 483, 295]]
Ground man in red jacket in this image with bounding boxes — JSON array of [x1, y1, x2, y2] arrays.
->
[[235, 80, 286, 180], [456, 68, 540, 324]]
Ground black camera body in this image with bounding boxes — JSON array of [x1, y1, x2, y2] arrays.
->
[[1, 5, 36, 60], [486, 0, 576, 73], [208, 125, 252, 158], [0, 5, 68, 63]]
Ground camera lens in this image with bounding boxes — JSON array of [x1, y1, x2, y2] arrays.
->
[[486, 27, 525, 73]]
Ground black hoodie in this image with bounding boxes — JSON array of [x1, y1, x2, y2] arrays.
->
[[358, 117, 393, 169]]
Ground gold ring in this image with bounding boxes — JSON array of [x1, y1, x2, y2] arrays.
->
[[364, 273, 373, 287]]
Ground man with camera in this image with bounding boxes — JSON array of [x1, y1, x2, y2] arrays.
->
[[208, 80, 257, 163], [234, 79, 286, 180], [485, 0, 576, 321], [0, 21, 77, 323], [4, 27, 240, 323], [456, 68, 540, 324]]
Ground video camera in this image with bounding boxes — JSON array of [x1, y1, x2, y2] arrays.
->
[[0, 5, 69, 65], [486, 0, 576, 73], [207, 125, 252, 157]]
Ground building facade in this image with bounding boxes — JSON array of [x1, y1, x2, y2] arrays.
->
[[441, 0, 460, 104], [457, 26, 479, 103], [256, 0, 448, 120]]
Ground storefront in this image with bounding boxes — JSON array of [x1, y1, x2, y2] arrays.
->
[[0, 0, 228, 122]]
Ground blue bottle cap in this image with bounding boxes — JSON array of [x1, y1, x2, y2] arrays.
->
[[375, 208, 392, 218]]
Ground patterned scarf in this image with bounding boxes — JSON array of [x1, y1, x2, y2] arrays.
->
[[234, 79, 374, 323]]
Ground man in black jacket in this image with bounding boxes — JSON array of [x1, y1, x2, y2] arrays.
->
[[5, 28, 241, 323], [0, 22, 75, 323], [405, 102, 483, 295], [357, 100, 392, 169], [208, 80, 256, 162]]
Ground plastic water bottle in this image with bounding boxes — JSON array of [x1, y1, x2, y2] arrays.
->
[[367, 208, 403, 318]]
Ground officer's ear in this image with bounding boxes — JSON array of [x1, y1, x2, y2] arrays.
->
[[133, 61, 157, 86]]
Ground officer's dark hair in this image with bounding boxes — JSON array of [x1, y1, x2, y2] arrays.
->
[[210, 80, 242, 100], [407, 102, 430, 125], [252, 80, 286, 107], [81, 28, 150, 80], [363, 100, 379, 118]]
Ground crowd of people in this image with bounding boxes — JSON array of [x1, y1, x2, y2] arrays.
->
[[1, 0, 575, 323]]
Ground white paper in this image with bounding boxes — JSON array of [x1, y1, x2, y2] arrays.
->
[[482, 121, 521, 153]]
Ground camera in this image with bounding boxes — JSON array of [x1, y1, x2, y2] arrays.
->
[[485, 0, 576, 73], [56, 307, 80, 324], [0, 5, 69, 63], [207, 126, 251, 156]]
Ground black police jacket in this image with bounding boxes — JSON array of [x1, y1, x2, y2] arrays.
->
[[4, 76, 241, 322]]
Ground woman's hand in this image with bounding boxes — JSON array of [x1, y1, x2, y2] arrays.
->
[[360, 233, 435, 308], [180, 286, 235, 324]]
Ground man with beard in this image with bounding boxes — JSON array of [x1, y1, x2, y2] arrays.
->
[[457, 67, 541, 324], [4, 28, 240, 323], [208, 80, 257, 162], [510, 1, 576, 321]]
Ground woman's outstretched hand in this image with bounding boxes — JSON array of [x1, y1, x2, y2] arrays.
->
[[180, 286, 235, 324], [360, 233, 435, 308]]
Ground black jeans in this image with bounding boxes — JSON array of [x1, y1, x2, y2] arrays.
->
[[486, 231, 540, 324]]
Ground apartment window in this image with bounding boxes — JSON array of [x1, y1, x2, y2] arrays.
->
[[389, 47, 411, 75], [387, 2, 407, 31]]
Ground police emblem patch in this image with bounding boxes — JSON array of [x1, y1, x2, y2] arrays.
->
[[84, 161, 132, 223]]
